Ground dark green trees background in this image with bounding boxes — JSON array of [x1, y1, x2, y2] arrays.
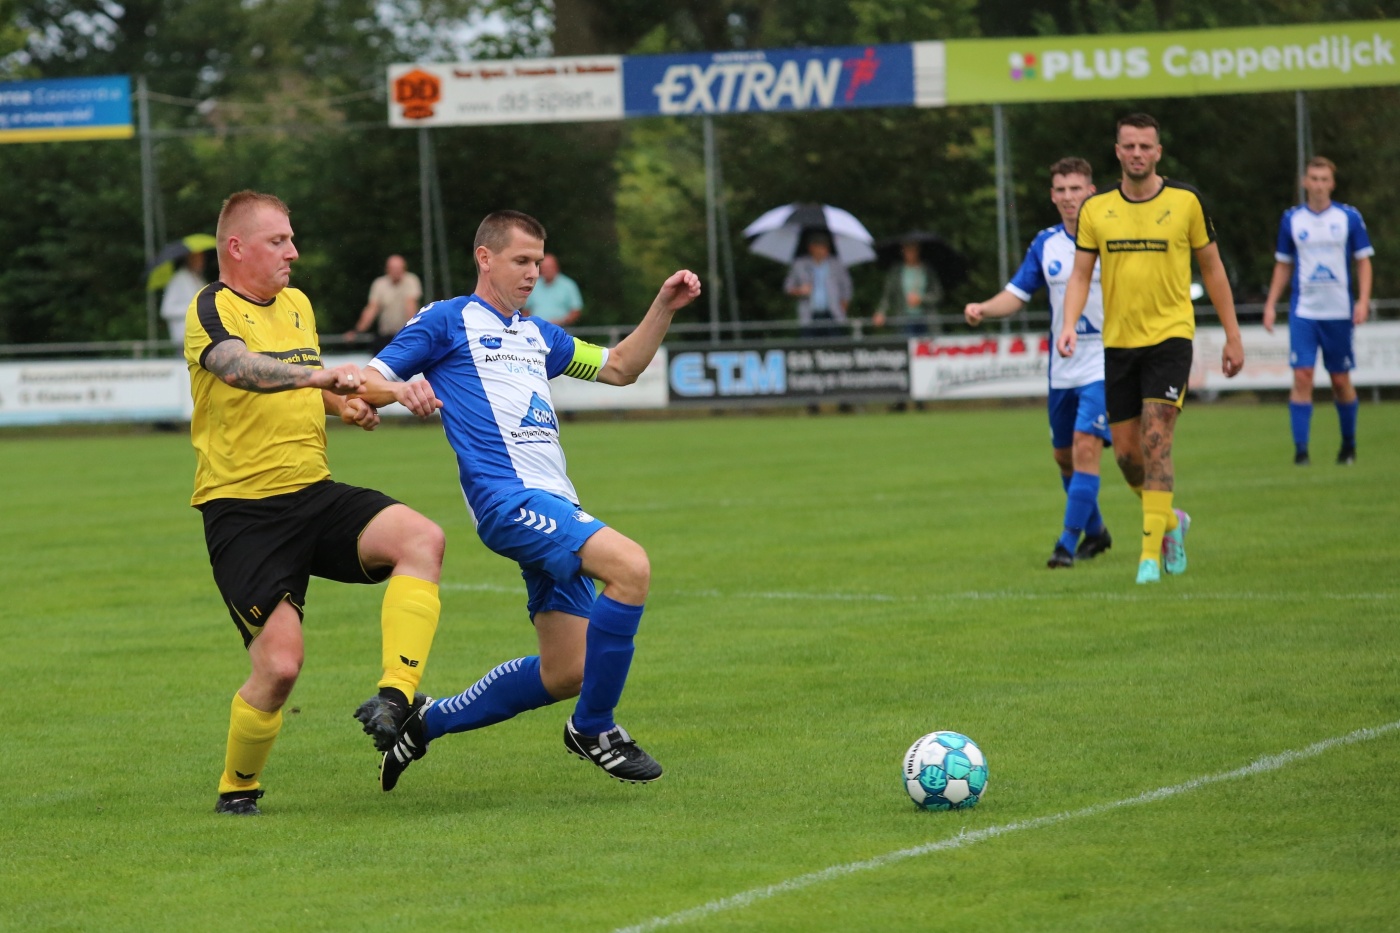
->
[[1, 0, 1397, 344]]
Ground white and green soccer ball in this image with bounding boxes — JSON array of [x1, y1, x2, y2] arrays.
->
[[902, 731, 988, 811]]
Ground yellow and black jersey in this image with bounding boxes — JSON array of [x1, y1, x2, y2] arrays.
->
[[186, 282, 330, 506], [1075, 178, 1215, 349]]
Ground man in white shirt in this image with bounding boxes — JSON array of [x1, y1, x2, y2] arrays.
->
[[160, 250, 207, 346]]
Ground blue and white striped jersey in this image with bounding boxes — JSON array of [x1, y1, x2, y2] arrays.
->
[[369, 294, 608, 524], [1274, 202, 1374, 321], [1006, 224, 1104, 389]]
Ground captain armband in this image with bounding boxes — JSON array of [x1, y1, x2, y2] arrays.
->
[[562, 339, 607, 382]]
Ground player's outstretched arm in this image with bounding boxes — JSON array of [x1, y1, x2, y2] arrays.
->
[[1056, 251, 1097, 357], [356, 366, 444, 417], [324, 393, 381, 431], [1196, 242, 1243, 377], [204, 339, 361, 394], [598, 270, 702, 386], [964, 291, 1026, 327]]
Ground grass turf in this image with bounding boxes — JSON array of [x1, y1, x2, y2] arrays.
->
[[1, 401, 1396, 931]]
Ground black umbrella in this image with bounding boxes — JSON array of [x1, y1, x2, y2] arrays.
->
[[875, 231, 967, 290]]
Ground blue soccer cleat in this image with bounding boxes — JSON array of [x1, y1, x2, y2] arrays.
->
[[1136, 558, 1161, 585], [1161, 509, 1191, 575]]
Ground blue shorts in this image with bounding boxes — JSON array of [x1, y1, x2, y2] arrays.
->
[[475, 489, 607, 620], [1047, 381, 1112, 449], [1290, 316, 1354, 373]]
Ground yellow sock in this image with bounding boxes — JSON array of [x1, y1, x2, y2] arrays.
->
[[1141, 490, 1174, 562], [219, 693, 282, 794], [378, 575, 440, 701]]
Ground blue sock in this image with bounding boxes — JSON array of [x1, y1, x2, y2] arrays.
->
[[423, 655, 556, 741], [571, 595, 644, 736], [1059, 472, 1072, 493], [1085, 501, 1106, 537], [1335, 399, 1358, 447], [1058, 472, 1100, 553], [1289, 401, 1312, 453]]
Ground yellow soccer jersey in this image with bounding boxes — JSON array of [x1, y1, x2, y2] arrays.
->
[[1075, 179, 1215, 348], [186, 283, 330, 506]]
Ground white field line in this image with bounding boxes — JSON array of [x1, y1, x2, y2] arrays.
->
[[613, 719, 1400, 933], [441, 582, 1392, 604]]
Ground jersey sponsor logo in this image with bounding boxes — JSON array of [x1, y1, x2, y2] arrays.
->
[[264, 347, 322, 366], [1156, 210, 1172, 225], [1048, 259, 1062, 275], [1106, 239, 1168, 252], [1308, 264, 1340, 283], [519, 391, 558, 431], [479, 335, 503, 349], [572, 509, 595, 523], [1299, 229, 1310, 241]]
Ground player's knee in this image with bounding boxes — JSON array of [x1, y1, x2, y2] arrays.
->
[[406, 517, 446, 564], [541, 657, 583, 700], [1115, 453, 1143, 486]]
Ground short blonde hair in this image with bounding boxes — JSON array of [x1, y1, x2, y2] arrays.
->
[[217, 191, 290, 249], [1306, 156, 1338, 175]]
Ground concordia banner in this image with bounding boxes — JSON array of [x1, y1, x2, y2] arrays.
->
[[937, 20, 1400, 105], [0, 75, 133, 143]]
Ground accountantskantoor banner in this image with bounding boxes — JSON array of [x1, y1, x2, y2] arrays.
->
[[936, 20, 1400, 105]]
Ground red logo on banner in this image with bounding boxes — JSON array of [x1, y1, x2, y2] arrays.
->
[[394, 69, 441, 120]]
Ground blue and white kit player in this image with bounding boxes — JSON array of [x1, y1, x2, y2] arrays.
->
[[965, 157, 1114, 568], [1263, 156, 1374, 466], [358, 210, 701, 790]]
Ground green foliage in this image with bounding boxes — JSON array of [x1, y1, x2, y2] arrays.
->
[[2, 403, 1400, 929]]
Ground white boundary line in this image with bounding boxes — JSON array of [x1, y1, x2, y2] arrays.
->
[[441, 582, 1393, 604], [613, 719, 1400, 933]]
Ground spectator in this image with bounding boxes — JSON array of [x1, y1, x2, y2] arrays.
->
[[784, 234, 852, 339], [524, 253, 584, 328], [873, 240, 944, 335], [345, 255, 423, 353], [160, 250, 208, 347]]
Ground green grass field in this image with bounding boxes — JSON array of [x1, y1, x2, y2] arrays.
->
[[3, 402, 1398, 932]]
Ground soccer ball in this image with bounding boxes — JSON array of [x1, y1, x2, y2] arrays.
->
[[902, 731, 988, 811]]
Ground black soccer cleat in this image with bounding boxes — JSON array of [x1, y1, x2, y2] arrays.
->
[[1075, 528, 1113, 560], [564, 717, 663, 784], [1294, 448, 1311, 466], [215, 788, 264, 816], [1337, 445, 1356, 465], [354, 688, 425, 753], [1046, 543, 1075, 569], [380, 695, 432, 793]]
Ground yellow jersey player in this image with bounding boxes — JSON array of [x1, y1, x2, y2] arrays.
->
[[1056, 114, 1244, 585], [187, 190, 446, 814]]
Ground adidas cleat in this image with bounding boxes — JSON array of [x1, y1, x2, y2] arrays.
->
[[215, 788, 264, 816], [1161, 509, 1191, 575], [564, 717, 663, 784], [354, 688, 424, 753], [1075, 528, 1112, 560], [1135, 558, 1161, 585], [1046, 544, 1075, 569], [381, 695, 432, 792]]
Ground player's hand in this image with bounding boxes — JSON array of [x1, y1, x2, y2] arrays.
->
[[1056, 329, 1077, 358], [340, 396, 380, 431], [1222, 336, 1244, 378], [1354, 299, 1370, 325], [1262, 302, 1275, 334], [396, 379, 443, 418], [313, 363, 363, 395], [659, 270, 702, 311], [964, 303, 984, 327]]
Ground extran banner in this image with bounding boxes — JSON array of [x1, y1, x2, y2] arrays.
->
[[622, 44, 914, 117], [939, 20, 1400, 104]]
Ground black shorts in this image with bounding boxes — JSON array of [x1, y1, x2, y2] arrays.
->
[[200, 480, 400, 647], [1103, 337, 1194, 424]]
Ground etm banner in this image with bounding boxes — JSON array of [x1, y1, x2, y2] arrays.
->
[[0, 75, 133, 143], [937, 20, 1400, 104]]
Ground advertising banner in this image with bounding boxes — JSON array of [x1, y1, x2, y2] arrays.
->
[[622, 44, 914, 117], [387, 57, 623, 127], [0, 75, 133, 143], [1192, 322, 1400, 391], [0, 359, 189, 426], [909, 334, 1051, 401], [668, 342, 909, 402], [939, 20, 1400, 105]]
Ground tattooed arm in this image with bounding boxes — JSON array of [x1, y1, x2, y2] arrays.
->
[[203, 339, 362, 395]]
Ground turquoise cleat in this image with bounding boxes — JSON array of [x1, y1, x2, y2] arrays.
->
[[1161, 509, 1191, 575], [1136, 558, 1161, 585]]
